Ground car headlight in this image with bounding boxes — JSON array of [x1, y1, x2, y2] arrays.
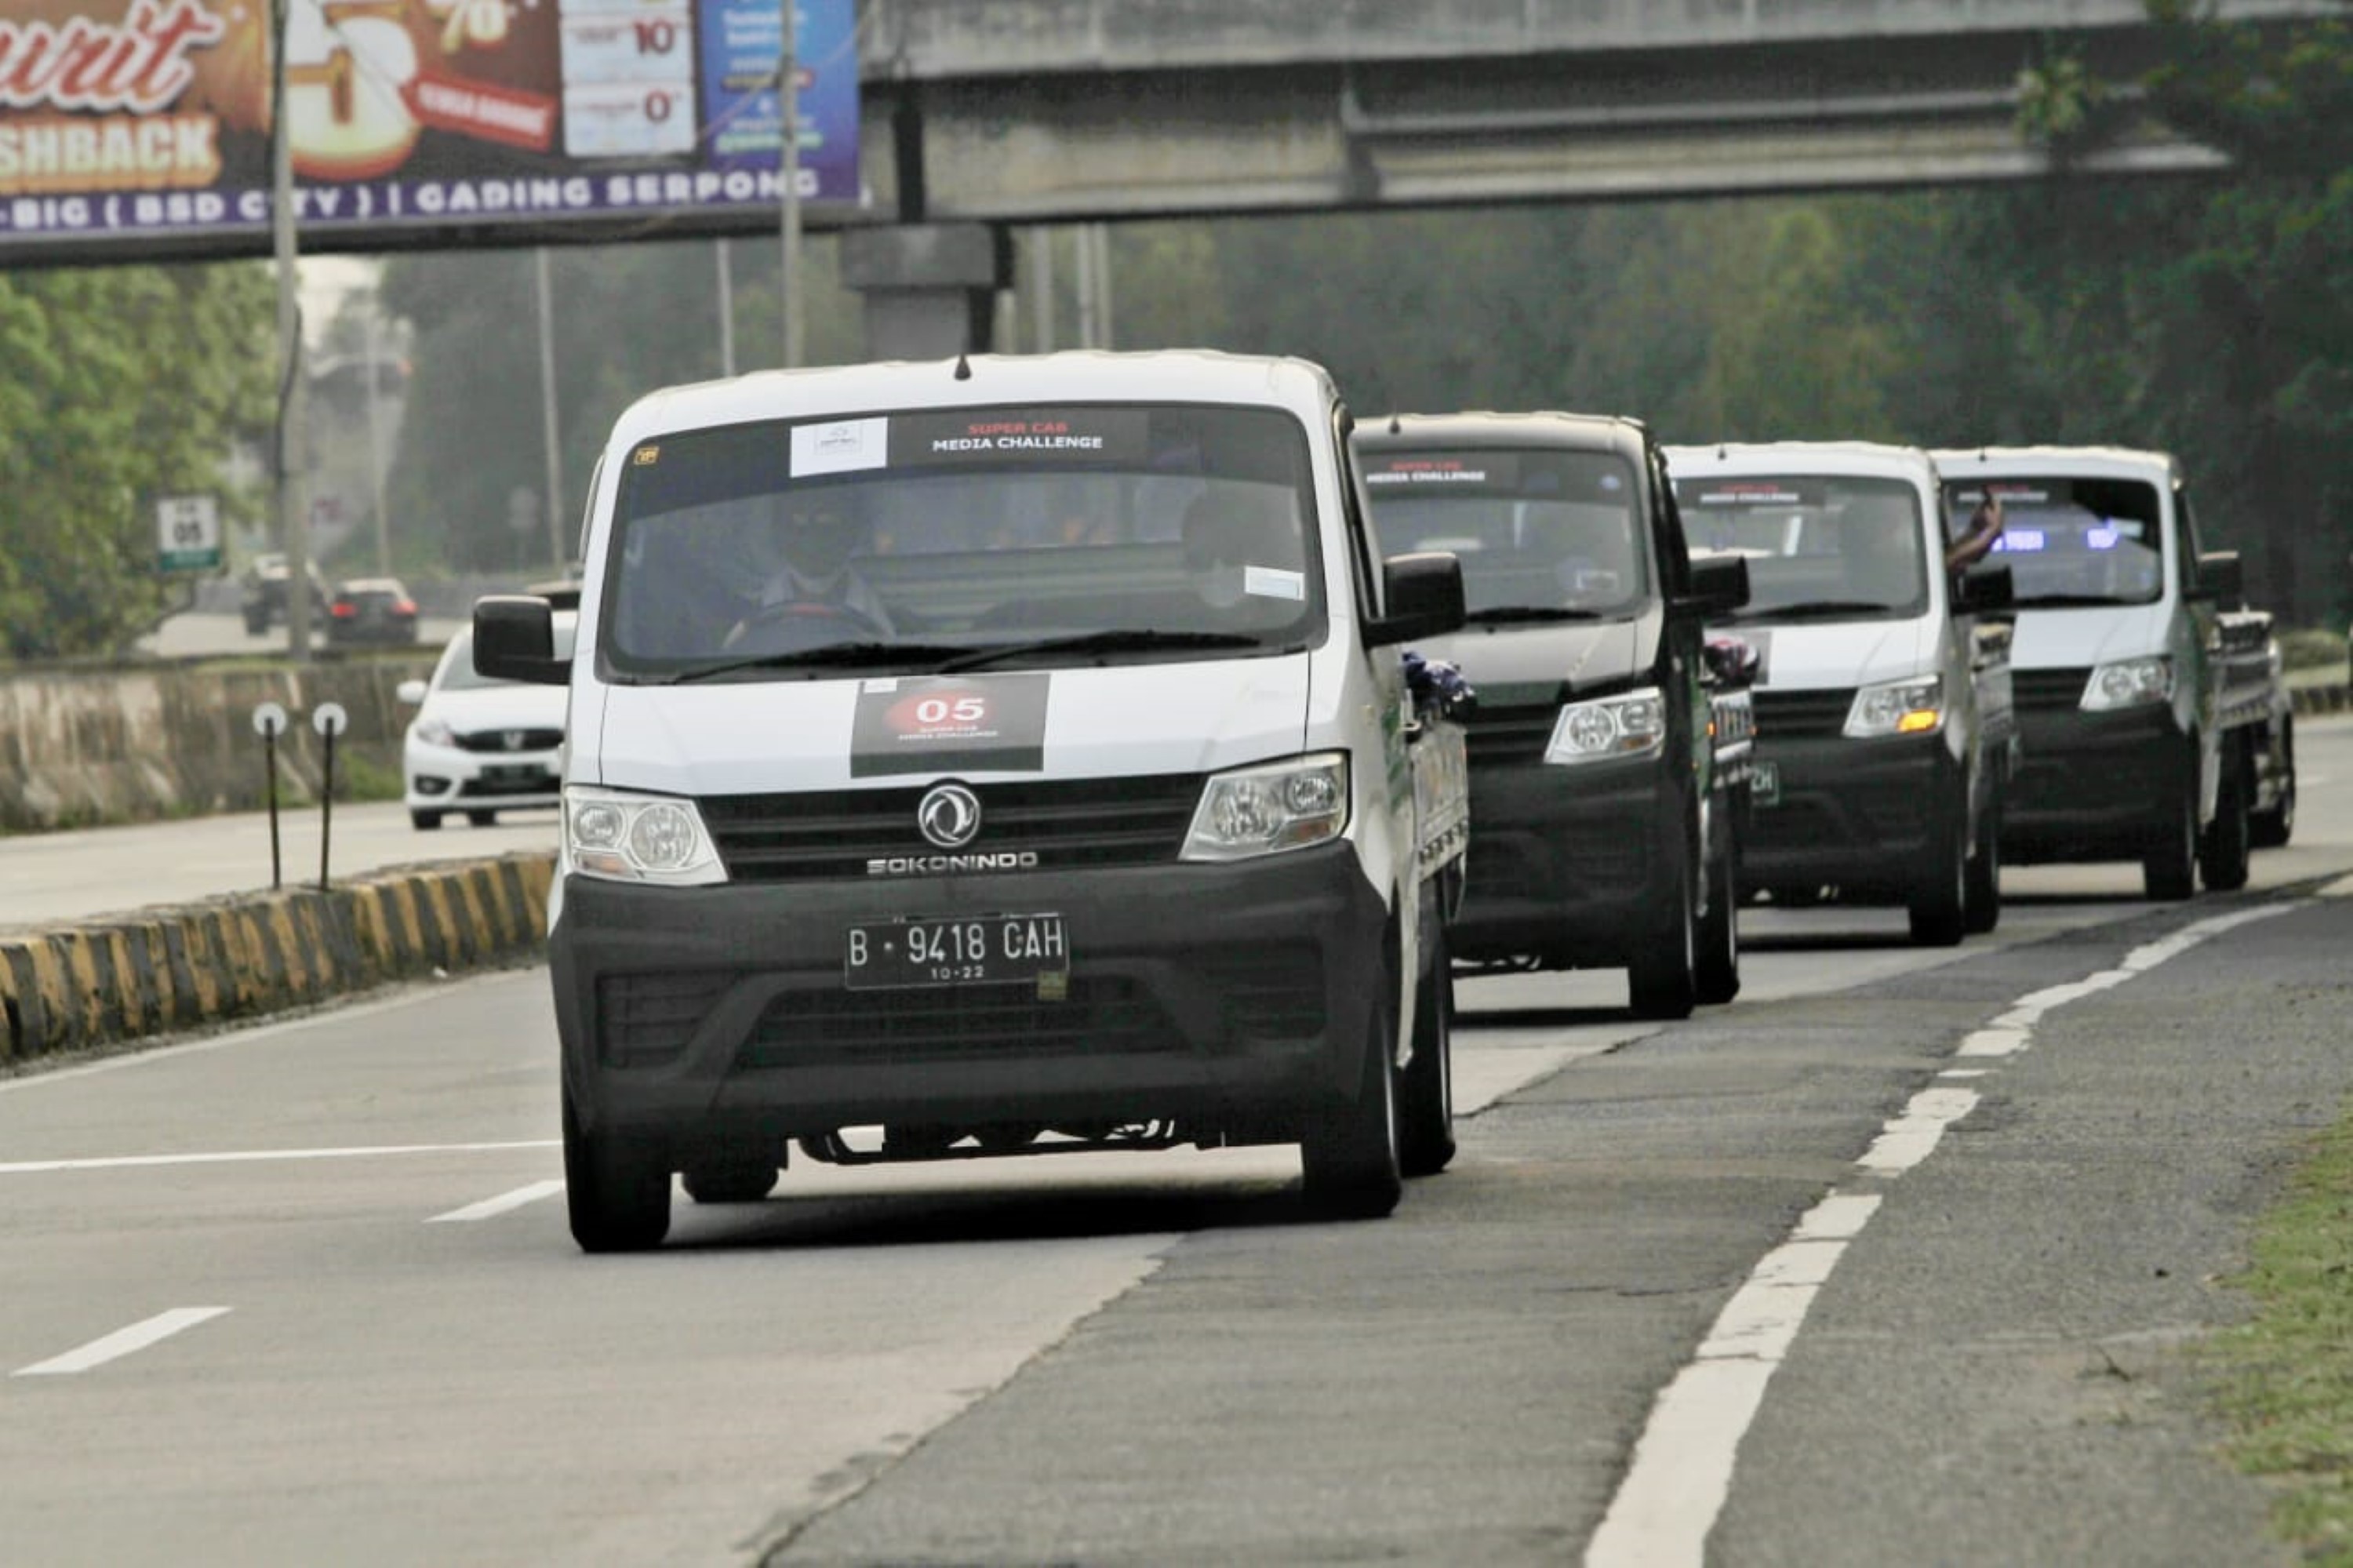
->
[[1182, 753, 1349, 862], [413, 719, 456, 748], [1544, 687, 1667, 765], [1846, 675, 1944, 738], [565, 787, 726, 885], [2082, 656, 2173, 711]]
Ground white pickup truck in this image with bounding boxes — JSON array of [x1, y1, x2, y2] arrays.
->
[[1937, 446, 2293, 897], [476, 349, 1474, 1250]]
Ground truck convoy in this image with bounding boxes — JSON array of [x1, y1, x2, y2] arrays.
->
[[1353, 412, 1754, 1017], [475, 349, 1474, 1250], [1665, 442, 2017, 945], [1936, 446, 2294, 897]]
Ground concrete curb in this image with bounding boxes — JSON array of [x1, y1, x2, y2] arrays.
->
[[0, 852, 553, 1070]]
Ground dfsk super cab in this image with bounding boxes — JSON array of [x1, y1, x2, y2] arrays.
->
[[1666, 442, 2017, 944], [477, 351, 1472, 1251]]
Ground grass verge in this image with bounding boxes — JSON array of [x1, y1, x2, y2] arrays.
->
[[2203, 1106, 2353, 1563]]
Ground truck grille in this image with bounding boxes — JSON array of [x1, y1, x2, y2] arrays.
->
[[701, 774, 1204, 882], [741, 978, 1184, 1067], [1461, 704, 1559, 766], [1753, 688, 1855, 739], [2012, 668, 2093, 711]]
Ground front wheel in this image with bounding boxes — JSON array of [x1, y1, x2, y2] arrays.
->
[[1907, 779, 1969, 947], [410, 809, 444, 831], [2143, 743, 2200, 901], [562, 1080, 671, 1253], [2198, 738, 2252, 892], [1629, 802, 1700, 1020], [1300, 983, 1403, 1220], [1398, 919, 1456, 1179], [1694, 808, 1741, 1006], [2249, 721, 2295, 849], [1962, 783, 2002, 937]]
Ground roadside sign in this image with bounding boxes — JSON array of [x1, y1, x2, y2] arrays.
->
[[251, 701, 289, 737], [158, 495, 222, 573], [312, 703, 350, 737]]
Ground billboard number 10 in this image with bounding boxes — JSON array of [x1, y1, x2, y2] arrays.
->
[[634, 18, 678, 54]]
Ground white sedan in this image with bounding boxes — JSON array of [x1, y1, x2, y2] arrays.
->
[[398, 616, 574, 829]]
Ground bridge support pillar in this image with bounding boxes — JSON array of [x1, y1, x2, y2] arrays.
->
[[838, 224, 1014, 360]]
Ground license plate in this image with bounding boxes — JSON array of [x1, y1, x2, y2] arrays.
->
[[1751, 760, 1781, 808], [845, 913, 1070, 991], [481, 763, 547, 783]]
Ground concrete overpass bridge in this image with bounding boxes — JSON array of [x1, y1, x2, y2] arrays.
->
[[832, 0, 2333, 349]]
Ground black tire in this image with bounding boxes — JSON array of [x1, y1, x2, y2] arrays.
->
[[1907, 780, 1969, 947], [1300, 980, 1403, 1220], [2143, 742, 2200, 901], [1398, 921, 1457, 1179], [1962, 783, 2002, 937], [2249, 722, 2295, 849], [410, 809, 444, 830], [1629, 802, 1700, 1020], [562, 1080, 670, 1253], [680, 1162, 779, 1205], [467, 809, 498, 828], [1694, 809, 1741, 1006], [2198, 738, 2252, 892]]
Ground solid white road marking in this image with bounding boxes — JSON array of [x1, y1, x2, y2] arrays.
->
[[0, 1141, 557, 1176], [1587, 898, 2304, 1568], [427, 1180, 566, 1223], [12, 1308, 231, 1377]]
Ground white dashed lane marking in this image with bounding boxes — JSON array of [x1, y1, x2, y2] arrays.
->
[[13, 1308, 231, 1377], [427, 1180, 566, 1223]]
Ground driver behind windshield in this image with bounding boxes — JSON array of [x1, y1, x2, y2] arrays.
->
[[725, 493, 897, 651]]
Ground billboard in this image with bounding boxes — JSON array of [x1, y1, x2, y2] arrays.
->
[[0, 0, 862, 267]]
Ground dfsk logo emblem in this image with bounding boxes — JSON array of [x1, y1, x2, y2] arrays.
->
[[916, 783, 983, 849]]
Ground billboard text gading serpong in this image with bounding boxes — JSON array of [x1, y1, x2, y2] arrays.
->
[[0, 0, 860, 266]]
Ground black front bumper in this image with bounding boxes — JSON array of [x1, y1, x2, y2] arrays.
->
[[551, 846, 1389, 1159], [2002, 703, 2186, 863], [1449, 753, 1679, 966], [1745, 732, 1956, 898]]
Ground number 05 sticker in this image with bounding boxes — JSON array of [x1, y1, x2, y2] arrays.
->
[[850, 675, 1052, 778]]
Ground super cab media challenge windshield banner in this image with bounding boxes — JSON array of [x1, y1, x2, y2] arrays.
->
[[0, 0, 859, 265]]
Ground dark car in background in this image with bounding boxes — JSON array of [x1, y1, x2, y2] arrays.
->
[[239, 552, 330, 635], [325, 577, 420, 646]]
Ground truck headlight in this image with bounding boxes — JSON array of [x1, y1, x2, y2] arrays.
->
[[1544, 687, 1667, 765], [2082, 655, 2173, 711], [1182, 753, 1349, 862], [1846, 675, 1944, 738], [565, 787, 726, 885]]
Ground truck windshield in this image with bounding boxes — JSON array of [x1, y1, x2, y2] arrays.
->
[[1675, 475, 1929, 619], [1357, 447, 1649, 617], [1943, 477, 2163, 607], [599, 403, 1325, 679]]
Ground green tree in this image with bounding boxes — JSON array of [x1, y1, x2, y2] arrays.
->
[[0, 263, 276, 660]]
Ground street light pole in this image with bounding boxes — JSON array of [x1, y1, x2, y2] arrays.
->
[[778, 0, 803, 369], [271, 0, 313, 662], [535, 246, 567, 577], [364, 295, 391, 576]]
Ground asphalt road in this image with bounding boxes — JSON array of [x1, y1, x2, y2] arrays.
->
[[2, 719, 2349, 1566]]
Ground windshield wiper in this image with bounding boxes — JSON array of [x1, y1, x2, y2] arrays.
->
[[659, 642, 966, 685], [936, 628, 1267, 675], [1722, 599, 1902, 622], [1463, 606, 1612, 625]]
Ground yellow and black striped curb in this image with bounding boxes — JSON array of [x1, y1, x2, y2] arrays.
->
[[0, 852, 554, 1070]]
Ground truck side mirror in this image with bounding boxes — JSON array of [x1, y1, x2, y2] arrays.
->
[[2195, 551, 2244, 606], [475, 595, 569, 685], [1370, 551, 1466, 646], [1955, 561, 2014, 613], [1678, 551, 1750, 618]]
